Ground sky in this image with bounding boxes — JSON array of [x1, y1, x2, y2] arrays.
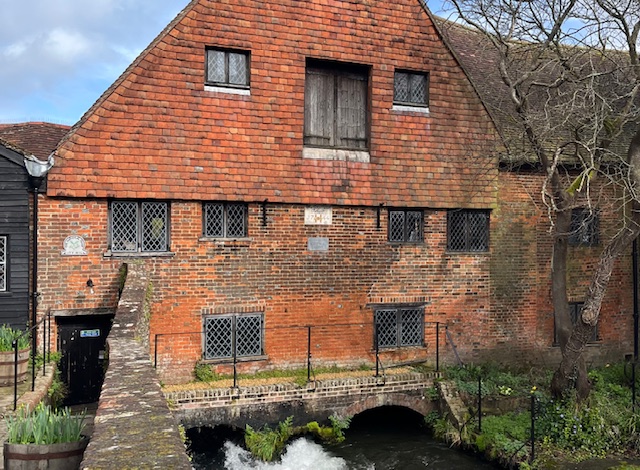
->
[[0, 0, 187, 126], [1, 0, 451, 127]]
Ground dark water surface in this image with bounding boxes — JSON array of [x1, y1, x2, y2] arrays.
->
[[189, 406, 499, 469]]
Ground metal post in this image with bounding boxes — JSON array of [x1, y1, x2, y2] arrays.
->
[[43, 311, 47, 377], [307, 326, 311, 383], [530, 393, 536, 463], [154, 334, 159, 368], [31, 185, 38, 392], [375, 323, 380, 377], [13, 340, 18, 411], [436, 322, 440, 372], [633, 239, 639, 411], [478, 375, 482, 432]]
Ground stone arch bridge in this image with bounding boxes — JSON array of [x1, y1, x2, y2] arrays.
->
[[166, 371, 441, 430]]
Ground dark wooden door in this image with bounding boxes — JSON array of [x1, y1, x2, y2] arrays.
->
[[57, 315, 112, 405]]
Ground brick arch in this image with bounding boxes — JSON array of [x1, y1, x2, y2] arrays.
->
[[343, 392, 435, 418]]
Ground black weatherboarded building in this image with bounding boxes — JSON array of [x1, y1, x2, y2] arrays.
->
[[0, 123, 69, 328]]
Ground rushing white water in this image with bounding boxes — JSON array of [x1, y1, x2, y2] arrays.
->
[[223, 438, 367, 470]]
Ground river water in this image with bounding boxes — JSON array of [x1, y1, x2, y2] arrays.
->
[[189, 407, 499, 470]]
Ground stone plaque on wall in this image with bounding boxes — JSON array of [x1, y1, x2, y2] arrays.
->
[[307, 237, 329, 251], [304, 206, 332, 225], [61, 235, 87, 256]]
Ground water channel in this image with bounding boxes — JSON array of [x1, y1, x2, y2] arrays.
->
[[188, 406, 499, 470]]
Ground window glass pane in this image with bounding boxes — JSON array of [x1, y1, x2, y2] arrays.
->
[[228, 53, 248, 85], [0, 236, 6, 292], [376, 310, 398, 348], [111, 202, 138, 252], [409, 74, 427, 105], [406, 211, 423, 242], [400, 308, 424, 346], [204, 203, 224, 237], [389, 211, 406, 242], [236, 315, 262, 357], [394, 72, 409, 102], [207, 50, 226, 83], [226, 204, 247, 238], [204, 316, 233, 359], [141, 202, 168, 252], [468, 211, 489, 251]]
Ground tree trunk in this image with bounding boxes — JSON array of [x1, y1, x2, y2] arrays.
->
[[551, 206, 640, 398]]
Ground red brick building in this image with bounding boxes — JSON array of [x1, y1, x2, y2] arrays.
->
[[36, 0, 633, 385]]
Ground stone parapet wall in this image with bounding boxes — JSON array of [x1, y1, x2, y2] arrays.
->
[[169, 371, 440, 430]]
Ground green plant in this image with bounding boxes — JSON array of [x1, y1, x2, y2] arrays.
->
[[328, 413, 351, 442], [244, 416, 293, 461], [0, 325, 29, 352], [193, 362, 218, 382], [5, 403, 85, 445], [47, 369, 68, 409]]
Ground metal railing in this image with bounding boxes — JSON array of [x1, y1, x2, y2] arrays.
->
[[9, 309, 52, 410], [154, 321, 452, 389]]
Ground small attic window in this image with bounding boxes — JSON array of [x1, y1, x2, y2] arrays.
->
[[205, 48, 250, 92], [393, 70, 429, 110]]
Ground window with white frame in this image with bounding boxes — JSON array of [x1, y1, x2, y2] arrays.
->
[[109, 201, 169, 253], [304, 62, 369, 150], [394, 70, 429, 107], [203, 202, 248, 238], [388, 209, 423, 243], [203, 313, 264, 360], [375, 306, 424, 348], [205, 49, 250, 88], [0, 236, 6, 292]]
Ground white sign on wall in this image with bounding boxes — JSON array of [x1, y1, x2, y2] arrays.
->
[[304, 206, 332, 225], [61, 235, 87, 256]]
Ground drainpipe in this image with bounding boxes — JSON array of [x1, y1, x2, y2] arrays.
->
[[633, 239, 639, 411]]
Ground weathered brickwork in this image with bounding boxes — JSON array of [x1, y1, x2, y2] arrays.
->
[[49, 0, 498, 208], [38, 199, 492, 383], [33, 0, 634, 387], [168, 372, 439, 429]]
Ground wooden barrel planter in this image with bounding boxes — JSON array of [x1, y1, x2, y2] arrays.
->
[[4, 436, 89, 470], [0, 349, 29, 386]]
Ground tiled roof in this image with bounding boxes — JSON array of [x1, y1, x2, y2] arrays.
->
[[0, 122, 70, 161], [50, 0, 499, 208]]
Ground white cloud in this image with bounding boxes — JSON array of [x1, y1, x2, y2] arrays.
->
[[0, 0, 186, 124]]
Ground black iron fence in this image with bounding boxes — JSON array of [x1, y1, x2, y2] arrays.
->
[[6, 310, 53, 410], [154, 321, 457, 388]]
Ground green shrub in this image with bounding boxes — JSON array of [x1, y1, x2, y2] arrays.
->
[[245, 416, 293, 461], [0, 325, 29, 352], [5, 403, 85, 444], [193, 362, 218, 382]]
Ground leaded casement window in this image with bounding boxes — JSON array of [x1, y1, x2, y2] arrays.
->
[[447, 209, 490, 252], [203, 202, 248, 238], [375, 307, 425, 349], [109, 201, 170, 253], [0, 236, 6, 292], [205, 49, 250, 88], [388, 209, 424, 243], [304, 62, 368, 150], [394, 71, 429, 107], [569, 208, 599, 246], [554, 302, 598, 344], [203, 313, 264, 360]]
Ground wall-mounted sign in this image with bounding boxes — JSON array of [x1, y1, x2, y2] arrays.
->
[[308, 237, 329, 251], [80, 329, 100, 338], [61, 235, 87, 256], [304, 206, 332, 225]]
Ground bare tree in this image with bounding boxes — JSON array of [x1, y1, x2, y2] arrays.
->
[[441, 0, 640, 398]]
